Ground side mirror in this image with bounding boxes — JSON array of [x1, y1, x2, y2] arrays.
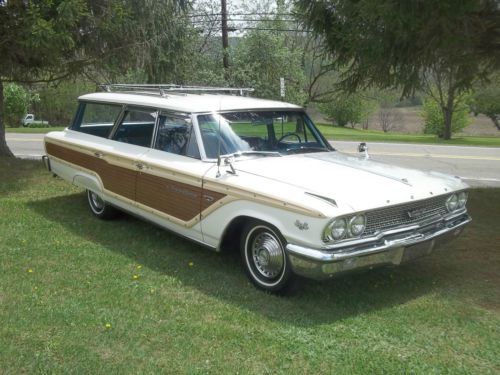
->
[[224, 156, 237, 175], [358, 142, 369, 159]]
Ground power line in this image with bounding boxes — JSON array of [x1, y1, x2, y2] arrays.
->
[[195, 26, 309, 33], [190, 18, 296, 24], [188, 12, 295, 18]]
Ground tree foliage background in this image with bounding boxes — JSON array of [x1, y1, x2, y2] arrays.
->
[[0, 0, 188, 156], [1, 0, 499, 157], [295, 0, 500, 139]]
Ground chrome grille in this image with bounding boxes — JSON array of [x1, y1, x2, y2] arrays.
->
[[364, 195, 449, 235]]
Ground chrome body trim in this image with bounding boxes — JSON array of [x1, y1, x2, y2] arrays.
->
[[42, 155, 51, 172], [286, 212, 471, 279], [322, 208, 467, 250]]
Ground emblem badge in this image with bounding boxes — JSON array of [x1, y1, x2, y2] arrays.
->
[[406, 207, 427, 219], [294, 220, 309, 231]]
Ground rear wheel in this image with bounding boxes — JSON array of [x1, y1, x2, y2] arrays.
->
[[87, 190, 119, 220], [240, 220, 295, 293]]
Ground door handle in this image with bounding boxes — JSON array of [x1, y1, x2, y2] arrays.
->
[[203, 194, 214, 203]]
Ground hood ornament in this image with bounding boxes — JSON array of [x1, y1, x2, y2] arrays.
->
[[358, 142, 369, 159]]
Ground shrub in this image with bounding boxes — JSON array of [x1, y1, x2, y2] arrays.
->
[[422, 95, 471, 137], [26, 122, 51, 128], [4, 83, 29, 127], [318, 95, 376, 127]]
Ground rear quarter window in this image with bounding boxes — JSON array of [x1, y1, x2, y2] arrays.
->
[[71, 102, 122, 138]]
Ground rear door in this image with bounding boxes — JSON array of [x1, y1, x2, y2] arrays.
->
[[106, 106, 158, 201]]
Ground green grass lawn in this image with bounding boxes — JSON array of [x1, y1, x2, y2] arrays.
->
[[317, 124, 500, 147], [1, 158, 499, 374], [6, 126, 66, 134]]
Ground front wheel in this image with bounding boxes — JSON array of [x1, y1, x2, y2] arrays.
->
[[87, 190, 119, 220], [240, 221, 295, 293]]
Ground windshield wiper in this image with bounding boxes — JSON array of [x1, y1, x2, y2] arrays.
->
[[233, 151, 282, 157], [285, 146, 329, 154]]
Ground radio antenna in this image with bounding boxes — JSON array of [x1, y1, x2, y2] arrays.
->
[[216, 97, 222, 178]]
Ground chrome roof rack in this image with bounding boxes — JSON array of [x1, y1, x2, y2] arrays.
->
[[99, 84, 254, 97]]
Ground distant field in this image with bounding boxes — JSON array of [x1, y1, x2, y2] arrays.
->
[[317, 125, 500, 147], [0, 158, 499, 374], [309, 105, 500, 136], [6, 126, 66, 133]]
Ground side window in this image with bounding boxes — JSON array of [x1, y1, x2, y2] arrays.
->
[[112, 108, 157, 147], [71, 102, 122, 138], [154, 115, 200, 159]]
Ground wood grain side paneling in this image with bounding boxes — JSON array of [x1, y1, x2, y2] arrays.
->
[[136, 173, 226, 221], [47, 142, 227, 222], [46, 142, 136, 201]]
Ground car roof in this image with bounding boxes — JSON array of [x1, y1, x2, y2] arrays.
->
[[78, 92, 302, 113]]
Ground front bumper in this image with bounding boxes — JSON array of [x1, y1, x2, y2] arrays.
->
[[286, 212, 471, 280]]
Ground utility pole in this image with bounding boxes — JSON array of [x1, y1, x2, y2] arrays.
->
[[221, 0, 229, 80]]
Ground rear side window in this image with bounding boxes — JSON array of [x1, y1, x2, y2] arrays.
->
[[112, 108, 157, 148], [71, 102, 122, 138]]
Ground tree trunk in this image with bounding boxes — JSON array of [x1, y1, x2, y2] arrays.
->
[[442, 90, 455, 140], [0, 80, 15, 158], [489, 115, 500, 131]]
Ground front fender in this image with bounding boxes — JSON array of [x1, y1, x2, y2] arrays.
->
[[200, 199, 328, 250]]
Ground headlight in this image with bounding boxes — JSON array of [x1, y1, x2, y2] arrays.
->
[[323, 218, 347, 242], [446, 194, 458, 212], [349, 215, 366, 237], [457, 191, 468, 208]]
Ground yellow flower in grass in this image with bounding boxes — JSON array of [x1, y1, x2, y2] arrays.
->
[[136, 265, 142, 270], [132, 274, 139, 280], [105, 323, 112, 329], [27, 268, 33, 273], [188, 261, 194, 267]]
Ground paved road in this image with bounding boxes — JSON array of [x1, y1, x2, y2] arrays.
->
[[6, 133, 500, 187], [330, 141, 500, 187], [6, 133, 46, 158]]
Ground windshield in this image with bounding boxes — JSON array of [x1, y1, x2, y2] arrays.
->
[[197, 111, 330, 159]]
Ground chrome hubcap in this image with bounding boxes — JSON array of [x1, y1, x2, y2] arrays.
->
[[89, 191, 104, 211], [251, 232, 284, 278]]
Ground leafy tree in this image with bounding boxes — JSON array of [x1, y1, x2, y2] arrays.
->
[[4, 84, 29, 127], [318, 94, 376, 127], [422, 93, 471, 137], [470, 76, 500, 131], [295, 0, 500, 139], [230, 30, 307, 105], [32, 81, 95, 126], [0, 0, 187, 157]]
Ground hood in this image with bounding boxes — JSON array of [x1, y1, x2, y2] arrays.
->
[[233, 151, 466, 212]]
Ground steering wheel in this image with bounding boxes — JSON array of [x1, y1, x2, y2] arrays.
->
[[277, 132, 302, 143]]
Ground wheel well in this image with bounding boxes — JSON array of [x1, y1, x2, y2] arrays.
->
[[218, 216, 253, 253]]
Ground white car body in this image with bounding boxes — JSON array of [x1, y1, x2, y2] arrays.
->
[[43, 86, 471, 292]]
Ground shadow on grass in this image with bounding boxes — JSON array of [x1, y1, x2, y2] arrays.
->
[[0, 157, 46, 195], [26, 192, 467, 326]]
